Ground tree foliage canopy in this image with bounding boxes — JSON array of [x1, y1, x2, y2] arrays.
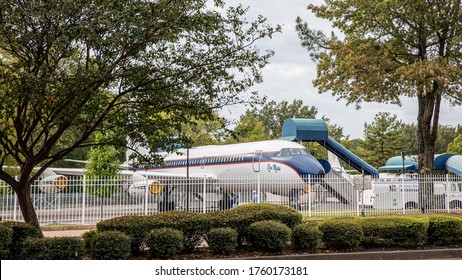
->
[[296, 0, 462, 174], [0, 0, 279, 229]]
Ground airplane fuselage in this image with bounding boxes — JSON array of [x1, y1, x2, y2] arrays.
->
[[140, 140, 325, 178]]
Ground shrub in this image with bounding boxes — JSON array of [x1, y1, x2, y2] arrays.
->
[[361, 216, 428, 248], [292, 224, 322, 252], [0, 225, 13, 259], [21, 237, 47, 260], [247, 220, 291, 252], [96, 215, 149, 255], [1, 222, 42, 259], [427, 215, 462, 246], [319, 218, 363, 250], [146, 228, 184, 259], [207, 227, 238, 255], [46, 237, 84, 260], [206, 203, 302, 245], [145, 211, 209, 252], [82, 230, 98, 256], [91, 231, 131, 260], [97, 212, 209, 254]]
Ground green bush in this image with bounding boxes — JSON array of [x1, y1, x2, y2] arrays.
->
[[145, 211, 209, 252], [91, 231, 131, 260], [247, 220, 291, 252], [0, 225, 13, 259], [207, 227, 238, 255], [427, 215, 462, 245], [46, 237, 84, 260], [1, 222, 42, 259], [292, 224, 322, 252], [82, 230, 98, 256], [319, 218, 363, 250], [146, 228, 184, 259], [97, 212, 209, 254], [96, 215, 149, 255], [361, 216, 428, 248], [21, 237, 47, 260], [206, 203, 302, 245]]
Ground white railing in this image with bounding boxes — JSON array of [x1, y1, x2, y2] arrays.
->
[[0, 174, 461, 225]]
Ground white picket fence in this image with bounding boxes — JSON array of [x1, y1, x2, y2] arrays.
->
[[0, 174, 461, 225]]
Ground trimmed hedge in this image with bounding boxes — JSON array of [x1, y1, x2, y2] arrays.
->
[[46, 237, 84, 260], [82, 230, 98, 256], [1, 221, 42, 259], [292, 224, 322, 252], [91, 231, 132, 260], [361, 216, 428, 248], [206, 203, 302, 245], [97, 212, 209, 254], [146, 228, 184, 259], [247, 220, 291, 252], [207, 227, 238, 255], [319, 218, 363, 250], [427, 215, 462, 245], [97, 205, 301, 254], [21, 237, 47, 260], [0, 225, 13, 259]]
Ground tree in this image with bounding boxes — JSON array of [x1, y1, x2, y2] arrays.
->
[[0, 0, 279, 231], [230, 110, 270, 143], [251, 99, 318, 139], [359, 112, 404, 168], [297, 0, 462, 210], [85, 132, 121, 220], [296, 0, 462, 172], [447, 134, 462, 154]]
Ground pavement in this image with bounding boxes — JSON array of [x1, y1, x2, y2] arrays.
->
[[41, 224, 96, 237], [40, 224, 462, 260]]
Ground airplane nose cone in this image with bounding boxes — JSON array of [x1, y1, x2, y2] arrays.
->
[[292, 156, 326, 176]]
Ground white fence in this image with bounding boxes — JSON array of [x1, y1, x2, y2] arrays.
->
[[1, 174, 461, 225]]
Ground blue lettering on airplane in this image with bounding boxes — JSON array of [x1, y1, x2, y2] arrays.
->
[[267, 163, 281, 173]]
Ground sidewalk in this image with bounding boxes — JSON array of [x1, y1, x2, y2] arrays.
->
[[41, 224, 96, 237]]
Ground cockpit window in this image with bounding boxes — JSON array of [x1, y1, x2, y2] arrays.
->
[[290, 148, 301, 155], [279, 149, 291, 156], [278, 148, 310, 156]]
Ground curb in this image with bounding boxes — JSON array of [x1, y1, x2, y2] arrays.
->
[[240, 248, 462, 260]]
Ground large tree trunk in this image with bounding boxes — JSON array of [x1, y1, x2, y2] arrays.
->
[[417, 83, 441, 212], [14, 182, 44, 237]]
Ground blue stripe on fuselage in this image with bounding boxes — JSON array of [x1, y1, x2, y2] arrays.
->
[[141, 152, 325, 176]]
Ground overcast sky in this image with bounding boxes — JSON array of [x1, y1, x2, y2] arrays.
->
[[221, 0, 462, 139]]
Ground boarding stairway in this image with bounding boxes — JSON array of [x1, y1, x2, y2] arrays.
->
[[282, 118, 378, 205]]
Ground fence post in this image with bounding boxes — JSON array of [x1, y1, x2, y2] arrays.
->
[[402, 177, 406, 214], [203, 176, 206, 213], [446, 174, 450, 213], [308, 175, 312, 218], [257, 174, 261, 203], [81, 175, 86, 224], [144, 177, 149, 216], [13, 176, 18, 221]]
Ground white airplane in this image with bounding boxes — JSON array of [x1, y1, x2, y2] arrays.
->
[[129, 139, 325, 195], [137, 139, 325, 177], [36, 140, 327, 210]]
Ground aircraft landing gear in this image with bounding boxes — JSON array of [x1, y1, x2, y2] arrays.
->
[[219, 191, 233, 210], [157, 187, 176, 212], [289, 189, 301, 210]]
